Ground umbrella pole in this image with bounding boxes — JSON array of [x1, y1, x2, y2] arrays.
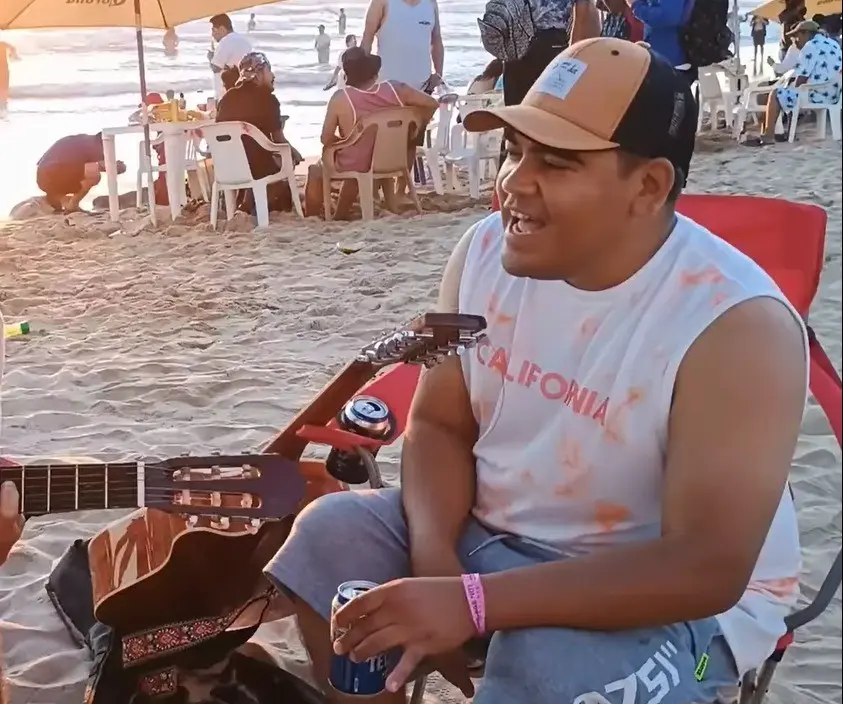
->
[[134, 0, 157, 226]]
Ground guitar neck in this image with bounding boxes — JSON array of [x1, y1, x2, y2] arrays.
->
[[263, 359, 377, 458], [0, 461, 141, 518]]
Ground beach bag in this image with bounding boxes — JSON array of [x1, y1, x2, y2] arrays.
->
[[478, 0, 537, 62], [680, 0, 733, 68]]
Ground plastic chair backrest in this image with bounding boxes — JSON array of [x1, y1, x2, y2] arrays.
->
[[431, 101, 455, 151], [677, 194, 826, 319], [697, 67, 725, 101], [198, 122, 254, 185], [365, 107, 420, 174]]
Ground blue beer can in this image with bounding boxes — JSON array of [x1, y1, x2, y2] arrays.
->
[[329, 580, 391, 695]]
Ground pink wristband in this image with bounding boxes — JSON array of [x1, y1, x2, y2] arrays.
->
[[461, 573, 486, 635]]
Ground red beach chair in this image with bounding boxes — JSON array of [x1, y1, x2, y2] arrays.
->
[[300, 195, 841, 703]]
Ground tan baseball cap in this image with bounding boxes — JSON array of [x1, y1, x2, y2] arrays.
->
[[464, 38, 698, 182], [786, 20, 820, 35]]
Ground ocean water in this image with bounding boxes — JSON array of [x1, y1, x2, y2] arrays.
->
[[0, 0, 780, 218]]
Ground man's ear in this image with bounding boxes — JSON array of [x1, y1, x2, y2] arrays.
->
[[629, 157, 675, 217]]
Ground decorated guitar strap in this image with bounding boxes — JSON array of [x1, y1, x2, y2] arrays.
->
[[121, 588, 275, 698]]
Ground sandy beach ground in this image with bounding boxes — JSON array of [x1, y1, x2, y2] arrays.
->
[[0, 137, 841, 704]]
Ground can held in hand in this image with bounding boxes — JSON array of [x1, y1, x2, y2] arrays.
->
[[330, 580, 391, 695]]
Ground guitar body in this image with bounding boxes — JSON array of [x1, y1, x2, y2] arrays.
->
[[89, 510, 289, 632], [89, 459, 344, 633]]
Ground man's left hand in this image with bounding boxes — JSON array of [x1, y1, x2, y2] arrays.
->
[[333, 577, 476, 693]]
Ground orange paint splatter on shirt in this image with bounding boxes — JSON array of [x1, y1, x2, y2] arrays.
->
[[711, 291, 729, 307], [746, 577, 800, 601], [579, 317, 601, 340], [485, 291, 516, 326], [680, 266, 724, 288], [603, 386, 646, 444], [593, 501, 632, 532], [554, 437, 591, 497]]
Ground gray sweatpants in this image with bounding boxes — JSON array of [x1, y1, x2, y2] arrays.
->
[[265, 488, 739, 703]]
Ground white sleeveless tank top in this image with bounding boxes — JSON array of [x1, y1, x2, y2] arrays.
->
[[375, 0, 435, 89], [458, 213, 806, 676]]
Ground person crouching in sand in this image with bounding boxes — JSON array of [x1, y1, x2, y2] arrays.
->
[[304, 47, 438, 218], [36, 133, 126, 213]]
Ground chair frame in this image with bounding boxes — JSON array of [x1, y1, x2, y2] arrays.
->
[[197, 121, 303, 228], [321, 107, 423, 221], [295, 195, 841, 704]]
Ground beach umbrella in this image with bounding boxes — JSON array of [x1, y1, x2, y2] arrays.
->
[[750, 0, 842, 20], [0, 0, 284, 223]]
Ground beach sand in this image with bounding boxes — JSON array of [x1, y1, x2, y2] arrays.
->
[[0, 138, 841, 704]]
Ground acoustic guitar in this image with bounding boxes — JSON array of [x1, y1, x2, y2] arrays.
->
[[83, 313, 486, 640]]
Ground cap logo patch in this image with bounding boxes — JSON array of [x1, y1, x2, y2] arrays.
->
[[534, 58, 587, 100]]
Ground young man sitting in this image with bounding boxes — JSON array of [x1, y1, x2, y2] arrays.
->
[[36, 133, 126, 213], [304, 47, 438, 218], [265, 39, 807, 703]]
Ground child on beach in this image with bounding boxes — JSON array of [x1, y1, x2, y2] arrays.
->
[[324, 34, 358, 90]]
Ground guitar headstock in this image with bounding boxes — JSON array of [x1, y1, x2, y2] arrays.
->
[[357, 313, 487, 368], [144, 454, 304, 528]]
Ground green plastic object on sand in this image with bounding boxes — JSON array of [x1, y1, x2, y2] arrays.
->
[[3, 321, 30, 339]]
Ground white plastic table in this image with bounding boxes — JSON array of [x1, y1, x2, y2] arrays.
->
[[102, 120, 213, 222]]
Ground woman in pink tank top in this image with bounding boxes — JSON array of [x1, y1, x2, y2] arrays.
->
[[336, 79, 403, 172], [303, 47, 438, 218]]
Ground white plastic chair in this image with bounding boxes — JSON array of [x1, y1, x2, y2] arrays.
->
[[197, 121, 303, 228], [696, 66, 737, 132], [136, 133, 210, 208], [787, 82, 842, 142], [444, 123, 502, 199], [732, 74, 790, 140], [322, 107, 422, 221], [417, 97, 456, 195]]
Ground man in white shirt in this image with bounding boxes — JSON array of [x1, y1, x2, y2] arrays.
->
[[315, 24, 332, 65], [209, 13, 253, 101], [362, 0, 444, 91]]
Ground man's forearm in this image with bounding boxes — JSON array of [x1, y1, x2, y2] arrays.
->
[[483, 537, 744, 632], [431, 41, 445, 76], [401, 419, 475, 576]]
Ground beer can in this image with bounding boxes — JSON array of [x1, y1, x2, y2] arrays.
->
[[329, 580, 391, 696]]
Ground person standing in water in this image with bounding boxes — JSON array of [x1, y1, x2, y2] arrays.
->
[[315, 24, 332, 64], [0, 39, 19, 116], [749, 15, 769, 74], [362, 0, 444, 91], [338, 8, 348, 34], [248, 14, 257, 33], [163, 27, 179, 56]]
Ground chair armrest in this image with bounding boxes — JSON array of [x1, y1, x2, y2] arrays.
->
[[785, 548, 842, 632], [241, 124, 293, 156]]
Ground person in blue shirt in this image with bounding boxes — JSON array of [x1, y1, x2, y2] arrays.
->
[[631, 0, 689, 70]]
